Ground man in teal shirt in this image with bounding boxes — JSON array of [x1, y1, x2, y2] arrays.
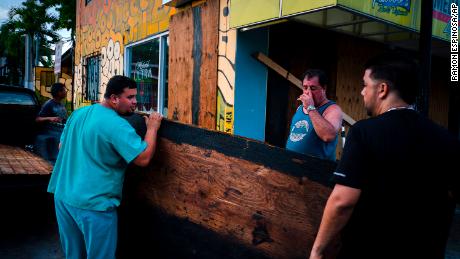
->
[[48, 75, 162, 259]]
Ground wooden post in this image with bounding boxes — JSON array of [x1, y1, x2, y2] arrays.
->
[[417, 0, 433, 116]]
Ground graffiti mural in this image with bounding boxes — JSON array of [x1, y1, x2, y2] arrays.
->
[[74, 0, 175, 109], [217, 0, 236, 134]]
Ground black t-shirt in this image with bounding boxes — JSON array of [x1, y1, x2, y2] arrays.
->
[[38, 99, 67, 122], [332, 109, 460, 259]]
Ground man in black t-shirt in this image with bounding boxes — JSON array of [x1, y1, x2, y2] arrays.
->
[[35, 82, 68, 162], [309, 54, 460, 259], [36, 82, 68, 123]]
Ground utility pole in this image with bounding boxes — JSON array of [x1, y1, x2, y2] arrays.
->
[[23, 34, 34, 90], [417, 0, 433, 116], [34, 33, 40, 66]]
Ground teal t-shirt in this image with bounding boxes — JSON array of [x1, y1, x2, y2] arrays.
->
[[47, 104, 147, 211]]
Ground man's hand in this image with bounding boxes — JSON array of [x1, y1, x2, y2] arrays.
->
[[49, 117, 62, 123], [134, 112, 163, 167], [298, 89, 314, 108], [144, 112, 163, 132]]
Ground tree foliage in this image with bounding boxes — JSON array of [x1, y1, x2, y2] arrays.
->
[[0, 0, 75, 84], [40, 0, 76, 41]]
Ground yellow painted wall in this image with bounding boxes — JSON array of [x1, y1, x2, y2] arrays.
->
[[74, 0, 175, 109], [34, 67, 73, 112], [229, 0, 279, 28], [217, 0, 235, 134], [282, 0, 336, 16]]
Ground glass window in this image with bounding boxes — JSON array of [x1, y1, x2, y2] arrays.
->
[[0, 92, 36, 105], [126, 33, 169, 115], [86, 55, 100, 101]]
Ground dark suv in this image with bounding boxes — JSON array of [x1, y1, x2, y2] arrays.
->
[[0, 84, 40, 147]]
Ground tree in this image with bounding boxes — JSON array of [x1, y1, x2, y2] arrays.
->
[[0, 0, 60, 84], [0, 23, 25, 84], [40, 0, 76, 42]]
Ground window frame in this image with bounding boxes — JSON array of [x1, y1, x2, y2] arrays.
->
[[124, 32, 169, 116], [84, 54, 101, 102]]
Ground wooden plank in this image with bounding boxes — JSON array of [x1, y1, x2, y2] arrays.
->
[[253, 52, 302, 90], [0, 144, 52, 175], [192, 6, 202, 125], [253, 52, 356, 126], [122, 116, 337, 258], [168, 8, 194, 124], [198, 0, 219, 130]]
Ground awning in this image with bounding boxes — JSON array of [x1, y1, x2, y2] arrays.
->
[[230, 0, 452, 42]]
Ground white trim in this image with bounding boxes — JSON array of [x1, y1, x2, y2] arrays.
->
[[279, 0, 283, 17], [124, 31, 169, 49], [333, 172, 346, 177], [158, 35, 168, 116], [124, 32, 169, 115]]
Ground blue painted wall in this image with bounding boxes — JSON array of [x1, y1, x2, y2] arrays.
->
[[234, 28, 269, 141]]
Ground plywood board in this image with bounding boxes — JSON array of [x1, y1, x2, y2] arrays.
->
[[198, 0, 219, 130], [122, 116, 337, 258], [168, 8, 194, 124]]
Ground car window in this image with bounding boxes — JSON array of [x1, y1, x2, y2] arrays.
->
[[0, 92, 36, 105]]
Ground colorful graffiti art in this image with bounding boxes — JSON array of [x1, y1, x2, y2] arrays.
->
[[372, 0, 411, 16], [217, 0, 235, 134], [74, 0, 174, 109]]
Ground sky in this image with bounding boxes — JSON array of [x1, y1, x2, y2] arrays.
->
[[0, 0, 72, 52]]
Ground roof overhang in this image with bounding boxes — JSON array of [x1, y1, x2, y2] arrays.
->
[[230, 0, 451, 53]]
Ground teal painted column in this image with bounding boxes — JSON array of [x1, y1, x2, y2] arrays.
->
[[234, 28, 269, 141]]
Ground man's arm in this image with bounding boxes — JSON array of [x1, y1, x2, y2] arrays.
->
[[308, 104, 343, 142], [133, 112, 162, 167], [309, 184, 361, 259], [36, 101, 62, 123], [36, 116, 62, 123]]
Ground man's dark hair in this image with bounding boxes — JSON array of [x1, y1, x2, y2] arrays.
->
[[364, 53, 419, 104], [104, 75, 137, 99], [303, 69, 328, 87], [51, 83, 65, 98]]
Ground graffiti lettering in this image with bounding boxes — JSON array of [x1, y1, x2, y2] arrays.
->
[[134, 61, 154, 80]]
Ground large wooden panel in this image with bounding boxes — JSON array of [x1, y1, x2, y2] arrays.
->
[[168, 0, 219, 130], [122, 117, 336, 258], [169, 8, 194, 124], [198, 0, 219, 130]]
